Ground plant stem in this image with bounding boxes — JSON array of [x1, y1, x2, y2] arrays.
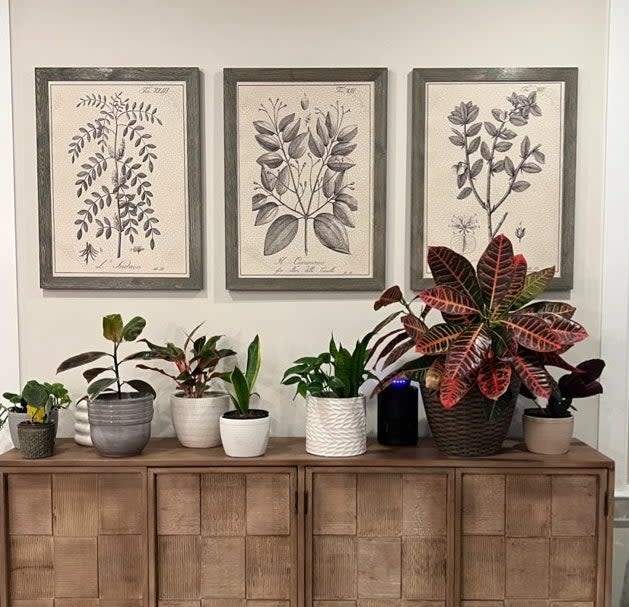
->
[[304, 217, 309, 255], [113, 342, 122, 399], [112, 110, 123, 259]]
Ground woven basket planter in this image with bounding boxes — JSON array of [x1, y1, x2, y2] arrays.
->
[[17, 422, 56, 459], [421, 381, 519, 457], [306, 395, 366, 457]]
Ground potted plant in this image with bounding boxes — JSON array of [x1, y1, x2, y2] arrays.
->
[[372, 234, 590, 457], [57, 314, 156, 458], [2, 380, 71, 459], [219, 336, 268, 457], [522, 358, 604, 454], [282, 333, 378, 457], [135, 324, 235, 448]]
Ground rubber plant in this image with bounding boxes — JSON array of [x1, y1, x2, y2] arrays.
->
[[372, 234, 589, 411], [57, 314, 155, 400], [133, 323, 235, 398]]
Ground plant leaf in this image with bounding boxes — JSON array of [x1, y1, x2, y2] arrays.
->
[[283, 119, 301, 142], [401, 314, 428, 342], [382, 338, 415, 368], [22, 381, 49, 407], [82, 367, 112, 383], [510, 266, 555, 309], [229, 367, 250, 413], [313, 213, 349, 254], [255, 203, 279, 226], [337, 125, 357, 142], [252, 193, 267, 211], [57, 351, 110, 373], [121, 316, 146, 341], [332, 202, 355, 227], [492, 253, 527, 318], [370, 356, 435, 397], [322, 169, 335, 198], [255, 134, 280, 152], [253, 120, 274, 135], [419, 285, 479, 316], [331, 142, 357, 156], [308, 132, 325, 158], [288, 132, 308, 159], [415, 324, 463, 355], [327, 156, 355, 172], [374, 285, 403, 310], [477, 234, 514, 312], [125, 379, 156, 397], [501, 313, 563, 352], [439, 373, 474, 409], [477, 358, 512, 400], [256, 152, 283, 168], [519, 301, 575, 319], [539, 313, 588, 345], [263, 214, 299, 255], [444, 324, 491, 379], [245, 335, 261, 391], [512, 181, 531, 192], [278, 112, 295, 132], [103, 314, 124, 342], [426, 246, 483, 306], [511, 352, 553, 398], [335, 193, 357, 210], [87, 377, 117, 399]]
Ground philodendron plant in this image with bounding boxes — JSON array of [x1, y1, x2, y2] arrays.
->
[[373, 234, 589, 411], [223, 336, 262, 418], [282, 333, 379, 399], [2, 380, 71, 425], [134, 323, 235, 398], [57, 314, 155, 400]]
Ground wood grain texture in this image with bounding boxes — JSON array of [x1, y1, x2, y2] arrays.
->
[[159, 602, 201, 607], [505, 475, 551, 537], [552, 475, 597, 536], [98, 534, 144, 599], [402, 537, 446, 600], [462, 474, 505, 535], [505, 538, 549, 599], [54, 601, 99, 607], [202, 473, 246, 536], [158, 536, 200, 599], [200, 537, 245, 598], [313, 473, 356, 535], [53, 537, 98, 598], [357, 474, 402, 536], [99, 472, 144, 534], [9, 601, 54, 606], [8, 474, 51, 535], [550, 537, 596, 600], [313, 536, 356, 600], [157, 473, 200, 535], [247, 474, 291, 535], [402, 474, 447, 537], [52, 474, 98, 536], [9, 535, 54, 599], [357, 538, 401, 598], [246, 536, 292, 599], [461, 536, 505, 600]]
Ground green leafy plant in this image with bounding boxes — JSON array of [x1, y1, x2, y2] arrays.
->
[[372, 234, 589, 412], [2, 380, 71, 425], [57, 314, 155, 400], [282, 333, 379, 399], [133, 323, 235, 398], [223, 336, 261, 416], [523, 358, 605, 418]]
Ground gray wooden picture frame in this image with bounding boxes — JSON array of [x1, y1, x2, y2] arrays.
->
[[224, 67, 387, 291], [410, 67, 578, 291], [36, 67, 202, 290]]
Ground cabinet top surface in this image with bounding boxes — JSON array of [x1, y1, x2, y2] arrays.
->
[[0, 437, 613, 468]]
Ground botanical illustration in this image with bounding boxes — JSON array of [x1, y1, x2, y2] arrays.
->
[[251, 97, 359, 256], [69, 92, 162, 261], [448, 91, 544, 242]]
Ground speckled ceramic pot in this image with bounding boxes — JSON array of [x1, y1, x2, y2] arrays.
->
[[171, 392, 230, 448]]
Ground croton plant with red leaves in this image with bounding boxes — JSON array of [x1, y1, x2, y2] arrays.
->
[[371, 234, 589, 409]]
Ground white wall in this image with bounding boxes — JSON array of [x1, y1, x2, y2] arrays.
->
[[7, 0, 609, 441]]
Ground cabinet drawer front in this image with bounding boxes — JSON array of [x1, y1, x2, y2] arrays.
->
[[152, 468, 298, 606], [307, 467, 454, 607], [1, 469, 147, 605], [459, 470, 606, 606]]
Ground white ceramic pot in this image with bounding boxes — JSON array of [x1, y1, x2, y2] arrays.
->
[[523, 411, 574, 455], [171, 392, 230, 448], [74, 400, 92, 446], [219, 410, 270, 457], [306, 395, 366, 457]]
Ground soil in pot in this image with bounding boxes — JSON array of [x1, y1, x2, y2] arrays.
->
[[17, 421, 56, 459], [219, 409, 270, 458], [523, 408, 574, 455]]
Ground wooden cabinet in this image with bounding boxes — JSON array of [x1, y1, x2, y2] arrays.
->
[[0, 438, 614, 607]]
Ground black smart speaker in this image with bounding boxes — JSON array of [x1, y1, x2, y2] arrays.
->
[[377, 379, 419, 446]]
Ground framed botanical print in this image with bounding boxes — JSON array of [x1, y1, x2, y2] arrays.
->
[[411, 67, 577, 290], [224, 67, 387, 291], [36, 67, 202, 290]]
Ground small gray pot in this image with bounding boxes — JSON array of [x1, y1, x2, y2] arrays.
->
[[88, 392, 154, 458], [18, 421, 56, 459], [9, 409, 58, 449]]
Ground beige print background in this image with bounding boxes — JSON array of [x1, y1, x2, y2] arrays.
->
[[49, 81, 189, 277], [236, 82, 374, 278], [424, 81, 564, 275]]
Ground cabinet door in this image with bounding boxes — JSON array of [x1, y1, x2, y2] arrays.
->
[[1, 469, 146, 607], [308, 468, 454, 607], [153, 468, 297, 607], [459, 470, 607, 607]]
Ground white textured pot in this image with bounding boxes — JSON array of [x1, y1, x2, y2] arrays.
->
[[74, 400, 92, 446], [219, 410, 270, 457], [306, 395, 366, 457], [523, 411, 574, 455], [171, 392, 230, 448]]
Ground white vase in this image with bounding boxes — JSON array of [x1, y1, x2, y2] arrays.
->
[[171, 392, 230, 448], [523, 410, 574, 455], [74, 400, 92, 446], [219, 411, 270, 457], [306, 395, 367, 457]]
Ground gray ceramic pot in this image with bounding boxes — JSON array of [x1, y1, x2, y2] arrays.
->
[[88, 392, 154, 458], [17, 421, 56, 459], [9, 409, 58, 449]]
